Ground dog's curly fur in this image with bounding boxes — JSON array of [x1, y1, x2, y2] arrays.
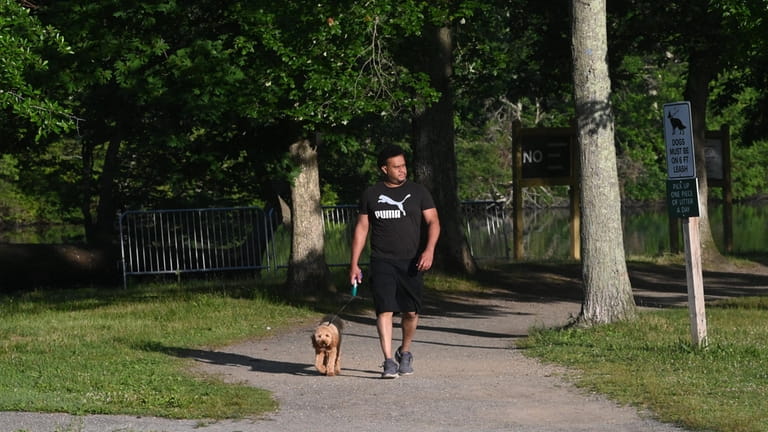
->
[[311, 315, 344, 376]]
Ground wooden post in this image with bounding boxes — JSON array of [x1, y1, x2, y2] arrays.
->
[[683, 216, 707, 347], [663, 102, 706, 347], [669, 218, 680, 253], [569, 184, 580, 260], [512, 121, 523, 260], [722, 124, 733, 253], [511, 123, 578, 260], [569, 132, 581, 260]]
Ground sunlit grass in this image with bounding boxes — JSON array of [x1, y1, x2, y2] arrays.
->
[[519, 296, 768, 432], [0, 278, 315, 419]]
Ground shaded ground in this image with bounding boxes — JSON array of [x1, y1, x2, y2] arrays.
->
[[4, 259, 768, 432], [432, 259, 768, 311], [0, 244, 116, 289]]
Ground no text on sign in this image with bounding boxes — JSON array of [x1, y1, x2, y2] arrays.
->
[[663, 102, 696, 178], [521, 137, 571, 179]]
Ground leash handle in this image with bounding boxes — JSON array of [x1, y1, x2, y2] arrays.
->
[[351, 271, 361, 297]]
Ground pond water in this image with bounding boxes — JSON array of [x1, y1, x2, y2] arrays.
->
[[2, 202, 767, 263], [506, 202, 768, 260]]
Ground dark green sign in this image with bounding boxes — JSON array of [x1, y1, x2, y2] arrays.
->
[[521, 136, 571, 179], [666, 178, 700, 218]]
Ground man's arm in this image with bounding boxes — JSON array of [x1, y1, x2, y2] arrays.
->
[[349, 213, 369, 284], [417, 208, 440, 271]]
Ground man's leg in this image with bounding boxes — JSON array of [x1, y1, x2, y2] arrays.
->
[[377, 311, 400, 378], [395, 311, 418, 375], [400, 311, 418, 353], [376, 311, 394, 359]]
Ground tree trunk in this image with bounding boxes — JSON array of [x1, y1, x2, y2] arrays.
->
[[80, 139, 95, 244], [93, 133, 121, 247], [286, 138, 331, 296], [571, 0, 636, 325], [411, 23, 477, 275], [684, 49, 723, 266], [81, 128, 121, 249]]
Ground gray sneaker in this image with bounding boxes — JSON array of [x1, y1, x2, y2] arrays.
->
[[395, 347, 414, 375], [381, 358, 399, 379]]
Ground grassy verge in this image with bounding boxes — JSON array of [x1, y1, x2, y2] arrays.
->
[[0, 276, 316, 419], [519, 296, 768, 432]]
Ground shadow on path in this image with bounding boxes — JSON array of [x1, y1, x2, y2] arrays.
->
[[141, 342, 315, 375]]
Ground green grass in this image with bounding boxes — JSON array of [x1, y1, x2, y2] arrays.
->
[[519, 296, 768, 432], [0, 277, 316, 419]]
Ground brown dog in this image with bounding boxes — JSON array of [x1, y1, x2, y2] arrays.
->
[[311, 315, 344, 376]]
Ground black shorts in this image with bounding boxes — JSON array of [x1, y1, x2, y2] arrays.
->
[[370, 258, 423, 315]]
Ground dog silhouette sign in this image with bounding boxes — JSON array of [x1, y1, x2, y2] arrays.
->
[[663, 102, 696, 179]]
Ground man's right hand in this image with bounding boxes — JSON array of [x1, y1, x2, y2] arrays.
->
[[349, 266, 363, 286]]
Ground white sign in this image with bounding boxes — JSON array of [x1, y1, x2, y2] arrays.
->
[[663, 102, 696, 179]]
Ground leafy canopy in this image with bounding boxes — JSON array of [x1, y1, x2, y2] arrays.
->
[[0, 0, 75, 140]]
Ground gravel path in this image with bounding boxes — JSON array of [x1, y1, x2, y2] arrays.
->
[[2, 286, 692, 432]]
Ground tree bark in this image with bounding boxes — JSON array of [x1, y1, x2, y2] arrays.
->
[[684, 49, 723, 266], [286, 138, 331, 296], [93, 133, 122, 247], [80, 139, 95, 245], [571, 0, 636, 325], [411, 23, 477, 275], [81, 125, 122, 249]]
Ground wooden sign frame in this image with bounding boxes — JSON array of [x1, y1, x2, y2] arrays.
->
[[511, 121, 580, 260]]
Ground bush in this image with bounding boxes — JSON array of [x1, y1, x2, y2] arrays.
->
[[732, 139, 768, 200]]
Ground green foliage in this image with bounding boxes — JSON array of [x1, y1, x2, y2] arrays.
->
[[454, 0, 573, 128], [317, 126, 401, 204], [28, 0, 444, 217], [4, 0, 768, 227], [731, 140, 768, 200], [451, 1, 575, 203], [0, 137, 85, 225], [708, 69, 760, 141], [456, 121, 511, 201], [0, 150, 79, 225], [0, 179, 39, 225], [612, 55, 685, 201], [0, 0, 75, 140]]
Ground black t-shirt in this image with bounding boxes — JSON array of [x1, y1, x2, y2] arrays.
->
[[359, 180, 436, 260]]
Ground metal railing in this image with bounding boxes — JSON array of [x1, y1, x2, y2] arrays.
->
[[119, 201, 508, 287], [119, 207, 278, 287], [461, 200, 510, 260], [321, 204, 366, 267]]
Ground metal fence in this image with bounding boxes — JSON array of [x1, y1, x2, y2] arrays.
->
[[119, 201, 508, 286], [118, 207, 278, 288], [461, 200, 510, 260], [321, 204, 366, 267]]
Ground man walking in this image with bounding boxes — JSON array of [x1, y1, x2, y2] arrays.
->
[[349, 145, 440, 378]]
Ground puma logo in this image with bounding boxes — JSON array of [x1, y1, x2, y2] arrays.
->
[[378, 194, 411, 216]]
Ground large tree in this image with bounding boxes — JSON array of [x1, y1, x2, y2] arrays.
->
[[571, 0, 636, 325], [410, 19, 477, 274], [36, 1, 438, 291]]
